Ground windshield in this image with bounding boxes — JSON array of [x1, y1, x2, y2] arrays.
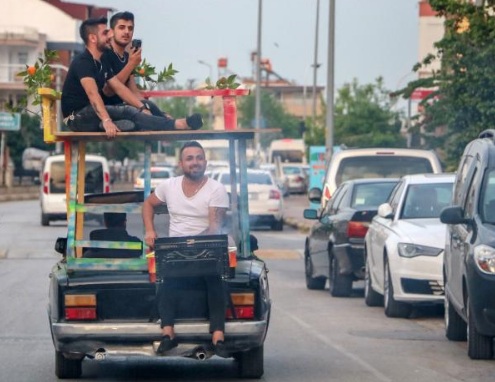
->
[[140, 171, 170, 179], [271, 150, 304, 163], [351, 182, 397, 209], [336, 156, 434, 184], [480, 169, 495, 224], [50, 161, 103, 194], [283, 166, 302, 175], [220, 172, 273, 185], [401, 182, 453, 219]]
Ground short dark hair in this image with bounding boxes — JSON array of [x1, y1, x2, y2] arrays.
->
[[103, 212, 126, 228], [179, 141, 205, 160], [110, 11, 134, 29], [79, 17, 108, 44]]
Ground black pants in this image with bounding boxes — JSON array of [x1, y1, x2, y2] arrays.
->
[[157, 276, 226, 333], [66, 103, 176, 132]]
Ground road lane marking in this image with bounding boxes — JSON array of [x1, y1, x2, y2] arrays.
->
[[255, 249, 301, 259], [275, 306, 392, 382]]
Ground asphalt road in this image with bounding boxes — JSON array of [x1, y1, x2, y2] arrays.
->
[[1, 200, 495, 381]]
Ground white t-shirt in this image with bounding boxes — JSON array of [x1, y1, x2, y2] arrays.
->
[[154, 176, 229, 237]]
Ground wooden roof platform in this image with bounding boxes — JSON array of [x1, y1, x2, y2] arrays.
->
[[52, 128, 280, 142]]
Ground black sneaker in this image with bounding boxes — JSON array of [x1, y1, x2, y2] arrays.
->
[[186, 114, 203, 130], [99, 120, 135, 132], [157, 335, 178, 354], [213, 340, 229, 358]]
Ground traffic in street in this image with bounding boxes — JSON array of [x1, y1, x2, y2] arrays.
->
[[1, 198, 495, 381]]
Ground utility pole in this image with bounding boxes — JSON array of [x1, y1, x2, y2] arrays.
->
[[312, 0, 320, 121], [325, 0, 335, 158], [254, 0, 263, 155]]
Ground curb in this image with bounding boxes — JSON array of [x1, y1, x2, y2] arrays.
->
[[284, 217, 311, 234], [0, 193, 39, 203]]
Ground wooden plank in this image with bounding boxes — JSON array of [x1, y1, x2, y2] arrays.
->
[[75, 142, 86, 258], [50, 128, 280, 142], [64, 141, 71, 221], [67, 257, 148, 271], [38, 87, 61, 100], [66, 143, 79, 259], [142, 89, 250, 98], [75, 203, 142, 214], [75, 240, 142, 250]]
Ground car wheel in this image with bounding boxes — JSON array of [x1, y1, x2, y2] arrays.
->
[[467, 297, 494, 359], [41, 213, 50, 226], [237, 345, 264, 379], [364, 253, 383, 307], [329, 254, 352, 297], [384, 257, 411, 318], [305, 249, 326, 290], [55, 350, 82, 379], [444, 290, 467, 341]]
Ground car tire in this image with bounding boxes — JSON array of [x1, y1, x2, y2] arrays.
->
[[41, 213, 50, 226], [305, 249, 326, 290], [467, 298, 494, 360], [237, 345, 264, 379], [384, 257, 411, 318], [444, 291, 467, 341], [329, 254, 352, 297], [364, 253, 383, 307], [272, 219, 283, 231], [55, 351, 82, 379]]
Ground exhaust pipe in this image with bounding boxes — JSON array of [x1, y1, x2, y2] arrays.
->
[[94, 351, 106, 361], [195, 348, 207, 361]]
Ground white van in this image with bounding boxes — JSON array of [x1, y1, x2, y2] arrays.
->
[[268, 139, 306, 164], [40, 154, 110, 226], [320, 148, 442, 207]]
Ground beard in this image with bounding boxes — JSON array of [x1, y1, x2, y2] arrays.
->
[[96, 39, 109, 52], [183, 166, 205, 181]]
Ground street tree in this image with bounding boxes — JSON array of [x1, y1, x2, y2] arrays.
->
[[397, 0, 495, 169]]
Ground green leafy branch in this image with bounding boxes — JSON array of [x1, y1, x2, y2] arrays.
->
[[204, 74, 241, 90], [134, 60, 178, 90]]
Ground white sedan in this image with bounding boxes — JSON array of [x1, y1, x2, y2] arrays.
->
[[133, 167, 174, 191], [364, 173, 455, 317], [216, 169, 284, 231]]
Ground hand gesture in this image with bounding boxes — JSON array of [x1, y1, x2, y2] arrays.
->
[[129, 48, 142, 69], [102, 119, 120, 138], [145, 229, 157, 249]]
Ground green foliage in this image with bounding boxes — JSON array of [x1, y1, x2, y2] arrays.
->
[[238, 90, 300, 147], [134, 60, 178, 90], [304, 78, 405, 149], [7, 113, 52, 168], [204, 75, 241, 90], [397, 0, 495, 169]]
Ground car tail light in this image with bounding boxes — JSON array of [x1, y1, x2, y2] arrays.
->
[[346, 221, 369, 238], [228, 247, 237, 268], [295, 176, 304, 183], [65, 294, 97, 320], [269, 189, 281, 200], [104, 172, 110, 193], [226, 292, 255, 319], [43, 172, 49, 194]]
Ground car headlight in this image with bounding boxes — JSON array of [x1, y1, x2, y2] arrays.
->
[[397, 243, 443, 258], [474, 245, 495, 274]]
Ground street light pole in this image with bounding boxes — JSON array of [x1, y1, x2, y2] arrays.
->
[[198, 60, 214, 129], [312, 0, 320, 121], [325, 0, 335, 158], [254, 0, 263, 155]]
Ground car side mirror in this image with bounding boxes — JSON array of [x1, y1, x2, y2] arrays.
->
[[308, 187, 322, 203], [303, 208, 319, 220], [55, 237, 67, 256], [440, 206, 470, 225], [378, 203, 394, 219]]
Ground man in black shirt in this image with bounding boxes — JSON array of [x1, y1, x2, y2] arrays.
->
[[61, 18, 202, 138], [101, 11, 165, 117]]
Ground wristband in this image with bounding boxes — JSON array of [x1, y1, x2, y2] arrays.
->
[[102, 118, 112, 124], [138, 104, 150, 112]]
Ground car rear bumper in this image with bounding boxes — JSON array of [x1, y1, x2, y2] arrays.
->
[[51, 320, 268, 357], [333, 243, 365, 279]]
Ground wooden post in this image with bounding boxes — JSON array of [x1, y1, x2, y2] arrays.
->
[[64, 140, 71, 221], [75, 142, 86, 258], [38, 88, 61, 143], [66, 143, 79, 259]]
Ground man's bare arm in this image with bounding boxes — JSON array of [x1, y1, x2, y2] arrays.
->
[[200, 207, 227, 235], [103, 48, 142, 97], [128, 75, 143, 98], [142, 192, 163, 248], [80, 78, 119, 138]]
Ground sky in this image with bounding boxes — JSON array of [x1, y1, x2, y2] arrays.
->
[[69, 0, 420, 95]]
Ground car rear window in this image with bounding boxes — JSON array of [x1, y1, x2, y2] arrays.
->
[[336, 156, 434, 184], [351, 182, 397, 208], [50, 161, 103, 194], [283, 167, 302, 175], [401, 182, 453, 219], [140, 171, 170, 179]]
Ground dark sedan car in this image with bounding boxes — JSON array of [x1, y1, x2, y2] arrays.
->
[[303, 179, 398, 297]]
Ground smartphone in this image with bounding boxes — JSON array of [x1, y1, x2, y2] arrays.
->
[[131, 39, 142, 51]]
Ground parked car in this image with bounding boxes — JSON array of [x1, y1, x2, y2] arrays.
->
[[40, 154, 110, 226], [321, 148, 443, 208], [440, 130, 495, 359], [217, 169, 284, 230], [282, 164, 307, 194], [133, 166, 174, 191], [364, 174, 455, 318], [303, 179, 398, 296], [259, 163, 289, 197]]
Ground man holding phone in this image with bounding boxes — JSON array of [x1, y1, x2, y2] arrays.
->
[[102, 12, 167, 117]]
